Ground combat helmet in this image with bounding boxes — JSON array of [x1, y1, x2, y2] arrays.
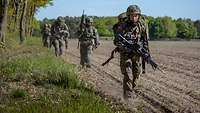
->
[[57, 16, 64, 23], [86, 17, 94, 23], [126, 5, 141, 16], [118, 12, 127, 22]]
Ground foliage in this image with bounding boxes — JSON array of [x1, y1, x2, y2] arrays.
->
[[176, 18, 198, 39], [11, 89, 27, 98], [193, 20, 200, 38], [2, 0, 200, 42], [1, 0, 53, 43], [40, 15, 199, 40], [95, 17, 117, 37], [149, 16, 177, 39]]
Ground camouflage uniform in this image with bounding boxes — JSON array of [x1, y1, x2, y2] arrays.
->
[[79, 17, 99, 68], [42, 24, 51, 48], [113, 12, 127, 45], [113, 5, 149, 98], [64, 26, 70, 50], [51, 16, 69, 56]]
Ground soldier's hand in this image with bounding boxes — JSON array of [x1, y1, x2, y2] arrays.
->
[[96, 42, 100, 46], [87, 34, 91, 37]]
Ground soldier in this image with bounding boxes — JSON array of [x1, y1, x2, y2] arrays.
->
[[41, 23, 51, 48], [51, 16, 69, 56], [46, 24, 52, 48], [113, 12, 127, 45], [64, 26, 70, 50], [113, 5, 149, 98], [78, 17, 100, 68]]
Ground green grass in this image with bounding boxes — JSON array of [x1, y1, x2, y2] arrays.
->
[[1, 88, 113, 113], [10, 88, 27, 99], [0, 36, 116, 113]]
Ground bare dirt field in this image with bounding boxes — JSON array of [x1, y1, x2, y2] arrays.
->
[[64, 39, 200, 113]]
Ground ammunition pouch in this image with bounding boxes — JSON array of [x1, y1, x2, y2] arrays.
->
[[80, 40, 93, 46]]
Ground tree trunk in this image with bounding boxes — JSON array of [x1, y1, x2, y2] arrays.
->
[[29, 4, 36, 37], [19, 0, 27, 44], [0, 0, 9, 43], [13, 0, 21, 32], [25, 3, 30, 37]]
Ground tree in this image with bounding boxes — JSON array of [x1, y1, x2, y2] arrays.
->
[[149, 17, 177, 39], [95, 17, 117, 37], [194, 20, 200, 38], [0, 0, 9, 43], [0, 0, 53, 44], [176, 19, 197, 39], [19, 0, 28, 44]]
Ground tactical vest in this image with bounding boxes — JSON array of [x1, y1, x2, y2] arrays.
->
[[80, 26, 96, 41], [52, 23, 68, 39], [43, 27, 51, 36], [122, 19, 147, 44]]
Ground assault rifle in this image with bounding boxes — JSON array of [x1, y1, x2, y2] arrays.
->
[[77, 10, 86, 49], [102, 34, 165, 73]]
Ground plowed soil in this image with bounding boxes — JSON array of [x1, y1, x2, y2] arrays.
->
[[64, 40, 200, 113]]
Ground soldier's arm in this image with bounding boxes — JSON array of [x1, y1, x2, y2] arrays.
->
[[113, 24, 119, 46], [142, 22, 150, 51], [41, 27, 45, 34], [94, 28, 100, 46], [51, 24, 57, 37], [77, 27, 84, 41], [113, 23, 124, 47], [63, 24, 70, 38]]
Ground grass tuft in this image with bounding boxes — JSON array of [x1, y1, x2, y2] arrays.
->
[[11, 89, 27, 99], [0, 36, 117, 113]]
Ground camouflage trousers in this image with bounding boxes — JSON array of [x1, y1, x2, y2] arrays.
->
[[80, 40, 92, 67], [52, 38, 65, 56], [64, 38, 68, 50], [42, 35, 51, 48], [120, 53, 141, 98], [44, 36, 51, 48]]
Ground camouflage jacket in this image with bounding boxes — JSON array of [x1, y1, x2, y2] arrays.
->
[[42, 27, 51, 36], [79, 26, 100, 46], [113, 19, 149, 52], [51, 23, 70, 39]]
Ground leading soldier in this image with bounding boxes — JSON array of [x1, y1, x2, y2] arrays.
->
[[113, 5, 150, 98]]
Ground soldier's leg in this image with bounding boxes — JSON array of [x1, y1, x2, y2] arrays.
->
[[59, 39, 65, 56], [53, 39, 59, 56], [132, 55, 141, 88], [65, 38, 68, 50], [44, 35, 49, 47], [42, 35, 46, 47], [80, 43, 85, 67], [46, 36, 51, 48], [85, 45, 92, 68], [142, 58, 146, 74], [120, 54, 133, 98]]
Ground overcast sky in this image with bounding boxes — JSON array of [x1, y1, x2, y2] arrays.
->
[[36, 0, 200, 20]]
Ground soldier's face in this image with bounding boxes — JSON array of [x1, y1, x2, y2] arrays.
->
[[130, 14, 140, 22]]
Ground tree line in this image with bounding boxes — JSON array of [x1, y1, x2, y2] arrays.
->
[[41, 15, 200, 40], [1, 0, 200, 43], [0, 0, 53, 44]]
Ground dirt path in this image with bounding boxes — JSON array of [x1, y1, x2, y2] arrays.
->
[[63, 39, 200, 113]]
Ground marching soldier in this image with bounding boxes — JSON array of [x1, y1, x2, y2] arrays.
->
[[51, 16, 69, 56], [113, 5, 149, 98], [78, 17, 100, 68]]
